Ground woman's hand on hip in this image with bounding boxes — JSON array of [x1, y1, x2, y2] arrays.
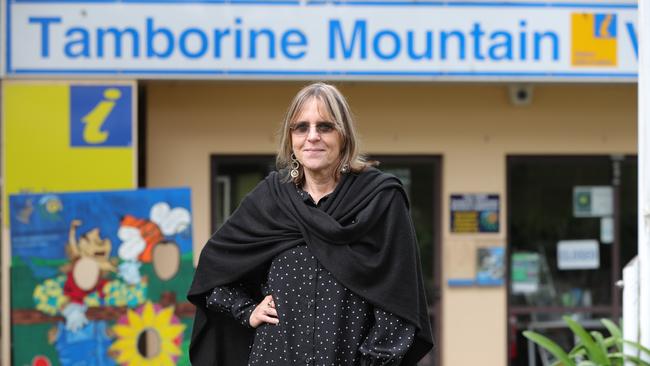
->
[[249, 294, 279, 328]]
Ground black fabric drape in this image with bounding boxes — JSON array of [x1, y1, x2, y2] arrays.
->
[[187, 167, 434, 365]]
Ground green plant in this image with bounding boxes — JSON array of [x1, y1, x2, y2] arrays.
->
[[522, 315, 650, 366]]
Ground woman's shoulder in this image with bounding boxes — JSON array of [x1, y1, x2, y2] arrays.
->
[[263, 169, 290, 182], [346, 166, 407, 203], [248, 169, 294, 197], [237, 171, 281, 203], [354, 166, 404, 187]]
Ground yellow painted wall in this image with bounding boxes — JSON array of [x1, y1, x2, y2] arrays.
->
[[2, 81, 137, 225], [146, 81, 637, 366]]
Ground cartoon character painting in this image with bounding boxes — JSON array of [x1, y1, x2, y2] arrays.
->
[[10, 188, 194, 366], [60, 220, 116, 331], [117, 202, 190, 286]]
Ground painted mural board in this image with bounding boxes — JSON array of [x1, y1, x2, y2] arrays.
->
[[9, 188, 193, 366], [2, 80, 138, 366]]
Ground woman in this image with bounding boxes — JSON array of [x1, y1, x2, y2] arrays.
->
[[187, 82, 433, 366]]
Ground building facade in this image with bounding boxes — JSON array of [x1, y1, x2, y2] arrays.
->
[[1, 1, 639, 365]]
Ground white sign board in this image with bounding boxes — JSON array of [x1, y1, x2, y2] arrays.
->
[[574, 186, 614, 217], [4, 1, 638, 80], [557, 239, 600, 270], [622, 257, 640, 360], [601, 216, 614, 244]]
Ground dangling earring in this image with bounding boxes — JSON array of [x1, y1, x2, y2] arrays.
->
[[341, 162, 350, 174], [290, 153, 300, 178]]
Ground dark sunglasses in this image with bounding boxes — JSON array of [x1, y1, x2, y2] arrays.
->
[[290, 122, 338, 136]]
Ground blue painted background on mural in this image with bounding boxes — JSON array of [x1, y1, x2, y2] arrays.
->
[[9, 188, 192, 261]]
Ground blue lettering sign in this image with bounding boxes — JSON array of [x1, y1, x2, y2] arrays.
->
[[406, 30, 433, 60], [470, 23, 486, 61], [489, 31, 513, 60], [179, 28, 208, 58], [281, 29, 308, 60], [97, 27, 140, 58], [626, 22, 638, 59], [373, 29, 401, 60], [534, 31, 559, 61], [329, 19, 367, 60], [65, 27, 90, 58], [146, 18, 174, 58], [440, 30, 465, 60], [249, 29, 276, 59], [28, 17, 62, 58]]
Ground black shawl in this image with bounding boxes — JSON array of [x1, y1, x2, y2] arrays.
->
[[187, 167, 434, 365]]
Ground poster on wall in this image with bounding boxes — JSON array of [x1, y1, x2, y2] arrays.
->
[[557, 239, 600, 270], [573, 186, 613, 218], [475, 247, 505, 286], [9, 188, 193, 366], [511, 252, 540, 294], [450, 194, 500, 233]]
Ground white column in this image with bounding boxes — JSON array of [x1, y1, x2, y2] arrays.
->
[[623, 258, 640, 362], [639, 0, 650, 357]]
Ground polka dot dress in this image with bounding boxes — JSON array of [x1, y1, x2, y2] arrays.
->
[[207, 188, 416, 366]]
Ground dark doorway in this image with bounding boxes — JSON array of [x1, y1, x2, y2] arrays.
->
[[506, 155, 637, 366]]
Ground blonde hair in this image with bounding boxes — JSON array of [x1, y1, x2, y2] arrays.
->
[[276, 82, 376, 185]]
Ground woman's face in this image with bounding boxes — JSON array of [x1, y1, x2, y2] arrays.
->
[[291, 98, 343, 180]]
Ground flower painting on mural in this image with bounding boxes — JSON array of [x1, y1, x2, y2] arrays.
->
[[9, 188, 194, 366], [110, 301, 186, 366]]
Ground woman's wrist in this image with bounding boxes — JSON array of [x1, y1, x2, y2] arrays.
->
[[238, 303, 256, 328], [249, 294, 278, 328]]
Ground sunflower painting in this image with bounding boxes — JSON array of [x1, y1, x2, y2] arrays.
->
[[110, 302, 185, 366]]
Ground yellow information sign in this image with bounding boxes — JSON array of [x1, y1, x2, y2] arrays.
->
[[2, 81, 137, 225], [571, 12, 618, 67]]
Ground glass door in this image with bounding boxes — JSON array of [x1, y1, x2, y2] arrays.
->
[[211, 155, 276, 231], [506, 155, 637, 366]]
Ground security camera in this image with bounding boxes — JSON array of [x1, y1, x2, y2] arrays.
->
[[508, 84, 533, 106]]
